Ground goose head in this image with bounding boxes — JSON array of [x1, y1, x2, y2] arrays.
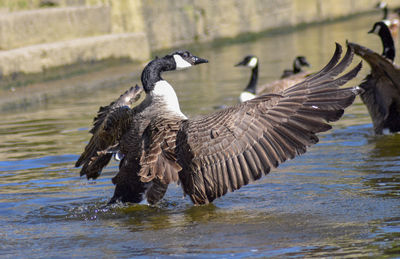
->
[[368, 21, 395, 61], [369, 20, 390, 35], [293, 56, 310, 71], [376, 1, 387, 9], [376, 1, 388, 19], [141, 50, 208, 93], [139, 50, 208, 119], [235, 55, 258, 68], [171, 50, 209, 70]]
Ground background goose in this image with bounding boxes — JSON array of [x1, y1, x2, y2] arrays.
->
[[235, 55, 258, 102], [235, 55, 310, 102], [369, 20, 396, 61], [280, 56, 310, 78], [76, 44, 361, 205], [256, 70, 312, 96], [348, 22, 400, 134], [376, 1, 400, 39]]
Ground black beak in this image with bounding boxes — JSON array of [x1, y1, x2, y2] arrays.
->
[[368, 28, 373, 34], [193, 56, 208, 65], [304, 60, 311, 67], [235, 60, 246, 67]]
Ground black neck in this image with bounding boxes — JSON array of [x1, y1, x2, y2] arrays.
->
[[245, 64, 258, 94], [141, 57, 176, 92], [379, 25, 396, 61], [293, 60, 301, 73], [383, 6, 388, 19]]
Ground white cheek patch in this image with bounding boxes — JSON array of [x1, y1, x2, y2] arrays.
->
[[173, 55, 192, 70], [373, 24, 381, 34], [239, 91, 256, 102], [247, 57, 258, 68], [378, 2, 387, 8]]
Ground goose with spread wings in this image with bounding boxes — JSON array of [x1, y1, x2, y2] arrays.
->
[[76, 44, 362, 205]]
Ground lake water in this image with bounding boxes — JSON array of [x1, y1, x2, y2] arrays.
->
[[1, 13, 399, 258]]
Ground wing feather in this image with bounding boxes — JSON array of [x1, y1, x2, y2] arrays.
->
[[175, 44, 362, 204], [138, 117, 182, 184], [135, 44, 361, 205], [237, 153, 252, 183], [75, 85, 143, 179]]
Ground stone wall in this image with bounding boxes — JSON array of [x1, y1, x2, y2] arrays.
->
[[140, 0, 400, 50], [0, 6, 111, 50], [1, 0, 400, 78]]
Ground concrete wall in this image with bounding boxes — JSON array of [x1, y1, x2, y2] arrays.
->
[[141, 0, 400, 50], [0, 6, 111, 50], [0, 33, 149, 75], [1, 0, 400, 78]]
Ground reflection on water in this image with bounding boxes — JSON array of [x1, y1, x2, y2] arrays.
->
[[1, 13, 400, 258]]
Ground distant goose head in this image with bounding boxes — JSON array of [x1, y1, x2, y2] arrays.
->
[[293, 56, 310, 73], [235, 55, 259, 102], [376, 1, 389, 19], [369, 21, 396, 61], [235, 55, 259, 68], [141, 50, 208, 93]]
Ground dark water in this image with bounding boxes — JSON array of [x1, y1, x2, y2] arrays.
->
[[1, 13, 400, 258]]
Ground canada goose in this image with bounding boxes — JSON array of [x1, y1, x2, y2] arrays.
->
[[369, 20, 395, 61], [348, 22, 400, 134], [76, 45, 362, 205], [280, 56, 310, 78], [235, 55, 310, 102], [235, 55, 258, 102], [376, 1, 400, 39]]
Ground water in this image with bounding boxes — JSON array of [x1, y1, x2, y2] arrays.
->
[[1, 13, 400, 258]]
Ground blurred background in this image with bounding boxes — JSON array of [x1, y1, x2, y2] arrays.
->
[[1, 1, 400, 258], [2, 0, 400, 109]]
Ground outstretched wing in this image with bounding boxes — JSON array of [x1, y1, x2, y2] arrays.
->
[[178, 43, 362, 204], [348, 41, 400, 133], [75, 85, 143, 179], [256, 42, 346, 96], [137, 43, 362, 204]]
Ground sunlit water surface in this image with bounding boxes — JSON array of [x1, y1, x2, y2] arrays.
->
[[1, 14, 399, 258]]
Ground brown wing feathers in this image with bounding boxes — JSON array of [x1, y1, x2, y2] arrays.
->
[[138, 117, 182, 184], [77, 44, 360, 205], [177, 44, 361, 204], [75, 85, 142, 179]]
